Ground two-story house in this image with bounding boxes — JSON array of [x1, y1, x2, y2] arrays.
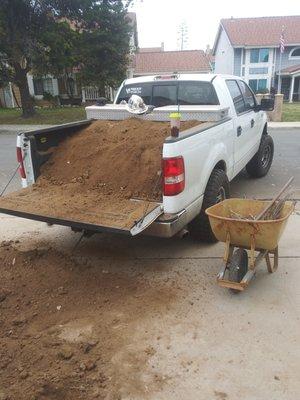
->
[[213, 16, 300, 102]]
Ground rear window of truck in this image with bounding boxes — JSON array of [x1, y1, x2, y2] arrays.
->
[[116, 81, 219, 106]]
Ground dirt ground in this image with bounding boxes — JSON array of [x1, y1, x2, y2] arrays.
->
[[0, 210, 299, 400]]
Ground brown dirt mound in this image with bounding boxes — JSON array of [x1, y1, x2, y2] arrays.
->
[[39, 118, 200, 200]]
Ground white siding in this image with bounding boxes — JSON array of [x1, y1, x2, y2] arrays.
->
[[214, 28, 234, 74]]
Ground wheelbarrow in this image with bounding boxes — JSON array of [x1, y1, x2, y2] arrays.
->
[[205, 198, 294, 292]]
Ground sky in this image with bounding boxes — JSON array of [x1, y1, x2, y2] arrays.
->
[[129, 0, 300, 51]]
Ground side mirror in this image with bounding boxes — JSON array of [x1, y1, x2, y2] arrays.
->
[[259, 98, 274, 111]]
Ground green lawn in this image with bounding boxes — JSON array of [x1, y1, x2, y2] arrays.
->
[[0, 106, 86, 125], [282, 103, 300, 122]]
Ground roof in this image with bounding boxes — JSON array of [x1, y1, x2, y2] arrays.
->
[[280, 63, 300, 75], [219, 15, 300, 47], [133, 50, 211, 75]]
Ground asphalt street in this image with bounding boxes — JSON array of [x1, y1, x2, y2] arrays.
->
[[0, 127, 299, 197]]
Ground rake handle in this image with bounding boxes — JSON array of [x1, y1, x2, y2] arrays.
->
[[255, 177, 294, 221]]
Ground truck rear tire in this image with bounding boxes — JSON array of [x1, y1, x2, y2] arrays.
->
[[189, 169, 229, 242], [246, 135, 274, 178]]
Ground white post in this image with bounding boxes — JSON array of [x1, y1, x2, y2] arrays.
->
[[277, 50, 283, 94], [81, 87, 86, 103], [9, 82, 15, 108], [289, 75, 295, 103]]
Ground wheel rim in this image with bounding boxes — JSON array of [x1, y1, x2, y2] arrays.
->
[[216, 186, 226, 203], [261, 145, 271, 169]]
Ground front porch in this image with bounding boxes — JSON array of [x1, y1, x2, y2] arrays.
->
[[277, 64, 300, 103]]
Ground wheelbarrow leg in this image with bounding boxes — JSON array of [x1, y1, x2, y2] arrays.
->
[[265, 246, 279, 273], [217, 234, 234, 280]]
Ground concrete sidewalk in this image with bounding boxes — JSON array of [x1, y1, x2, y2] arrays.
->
[[0, 124, 53, 133], [269, 121, 300, 129]]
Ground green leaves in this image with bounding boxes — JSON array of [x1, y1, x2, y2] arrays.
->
[[0, 0, 132, 102]]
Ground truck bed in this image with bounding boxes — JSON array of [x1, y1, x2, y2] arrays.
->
[[0, 119, 166, 235], [0, 187, 161, 235]]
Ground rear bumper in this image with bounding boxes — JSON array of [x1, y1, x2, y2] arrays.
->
[[143, 195, 203, 238]]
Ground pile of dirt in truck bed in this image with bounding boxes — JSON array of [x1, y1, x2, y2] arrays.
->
[[39, 118, 200, 200], [0, 240, 177, 400], [0, 118, 200, 229]]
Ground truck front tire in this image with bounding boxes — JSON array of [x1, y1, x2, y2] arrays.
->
[[189, 169, 229, 243], [246, 135, 274, 178]]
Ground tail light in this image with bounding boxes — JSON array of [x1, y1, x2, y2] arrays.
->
[[16, 147, 26, 179], [162, 156, 185, 196]]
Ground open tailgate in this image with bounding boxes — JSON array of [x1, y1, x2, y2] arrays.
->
[[0, 189, 163, 236]]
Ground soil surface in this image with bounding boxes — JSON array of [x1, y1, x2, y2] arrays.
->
[[0, 240, 176, 400], [0, 119, 200, 230]]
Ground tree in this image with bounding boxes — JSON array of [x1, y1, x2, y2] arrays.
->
[[75, 1, 132, 95], [0, 0, 132, 117], [0, 0, 83, 117]]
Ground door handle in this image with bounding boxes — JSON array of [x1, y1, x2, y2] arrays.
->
[[237, 126, 242, 136], [251, 119, 255, 128]]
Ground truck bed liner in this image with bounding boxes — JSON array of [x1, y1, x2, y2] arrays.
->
[[0, 188, 162, 235]]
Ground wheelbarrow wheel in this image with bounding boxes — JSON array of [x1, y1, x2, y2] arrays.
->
[[228, 248, 248, 293]]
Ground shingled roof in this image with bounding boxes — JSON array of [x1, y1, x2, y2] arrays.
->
[[133, 50, 211, 75], [220, 15, 300, 47]]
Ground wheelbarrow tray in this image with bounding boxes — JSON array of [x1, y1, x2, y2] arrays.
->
[[206, 199, 294, 251]]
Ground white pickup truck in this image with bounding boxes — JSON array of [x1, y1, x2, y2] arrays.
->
[[0, 74, 274, 242]]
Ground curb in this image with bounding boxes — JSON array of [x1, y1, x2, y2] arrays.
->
[[269, 122, 300, 129]]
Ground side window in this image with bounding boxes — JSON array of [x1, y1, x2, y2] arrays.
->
[[226, 80, 245, 114], [152, 85, 177, 107], [237, 81, 256, 111]]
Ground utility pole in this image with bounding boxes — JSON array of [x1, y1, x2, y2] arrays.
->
[[177, 21, 188, 50]]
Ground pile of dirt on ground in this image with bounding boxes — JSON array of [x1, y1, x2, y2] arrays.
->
[[0, 118, 201, 229], [0, 240, 176, 400]]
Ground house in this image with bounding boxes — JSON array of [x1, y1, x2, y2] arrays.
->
[[213, 15, 300, 102], [131, 49, 212, 77]]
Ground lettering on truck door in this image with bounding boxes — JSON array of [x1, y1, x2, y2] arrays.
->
[[226, 79, 260, 176]]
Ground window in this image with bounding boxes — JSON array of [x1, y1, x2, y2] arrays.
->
[[33, 79, 43, 95], [226, 80, 246, 114], [237, 81, 256, 110], [248, 79, 267, 93], [152, 85, 177, 107], [178, 82, 219, 105], [116, 81, 219, 106], [250, 48, 269, 63], [116, 83, 152, 104], [43, 78, 54, 95], [289, 48, 300, 59]]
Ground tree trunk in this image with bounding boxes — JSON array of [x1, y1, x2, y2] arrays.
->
[[14, 64, 35, 118]]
